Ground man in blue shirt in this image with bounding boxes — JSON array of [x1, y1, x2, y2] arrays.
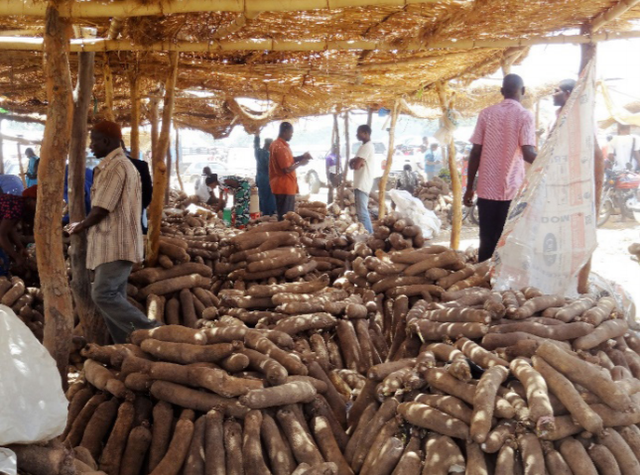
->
[[424, 143, 441, 181], [25, 148, 39, 187]]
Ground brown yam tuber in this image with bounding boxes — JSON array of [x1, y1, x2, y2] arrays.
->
[[99, 401, 135, 474], [559, 437, 598, 475], [573, 318, 629, 350], [422, 434, 465, 474], [149, 414, 195, 475], [510, 358, 555, 435], [536, 340, 634, 412], [471, 365, 510, 443], [243, 410, 273, 475], [531, 355, 604, 435], [140, 339, 239, 364], [398, 401, 469, 439], [240, 381, 317, 409], [261, 412, 297, 475], [277, 407, 324, 467]]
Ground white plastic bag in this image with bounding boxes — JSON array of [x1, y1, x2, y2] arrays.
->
[[0, 305, 67, 447], [0, 448, 17, 475], [388, 189, 442, 239], [492, 61, 598, 297]]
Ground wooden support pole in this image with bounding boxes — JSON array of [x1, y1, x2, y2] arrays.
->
[[16, 142, 26, 187], [165, 145, 172, 205], [436, 82, 462, 249], [366, 107, 373, 128], [149, 95, 160, 159], [175, 127, 184, 192], [333, 112, 342, 205], [378, 100, 398, 221], [343, 111, 350, 183], [128, 53, 140, 160], [102, 54, 114, 121], [37, 2, 75, 383], [147, 51, 179, 266], [69, 50, 107, 344], [577, 23, 601, 294]]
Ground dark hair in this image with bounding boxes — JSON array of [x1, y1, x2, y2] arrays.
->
[[403, 164, 412, 172], [559, 78, 576, 94], [357, 124, 372, 135], [203, 166, 212, 175], [205, 175, 218, 186], [279, 122, 293, 134], [431, 143, 438, 149], [502, 74, 524, 95], [25, 147, 35, 155]]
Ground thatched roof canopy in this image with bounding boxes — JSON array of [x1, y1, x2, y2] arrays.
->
[[0, 0, 638, 136]]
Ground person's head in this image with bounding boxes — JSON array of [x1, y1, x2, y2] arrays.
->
[[422, 136, 428, 144], [203, 166, 212, 176], [618, 123, 631, 135], [430, 143, 439, 151], [22, 185, 37, 214], [331, 143, 339, 153], [403, 164, 412, 172], [553, 78, 576, 108], [90, 121, 123, 159], [279, 122, 294, 142], [263, 138, 273, 150], [356, 124, 371, 143], [501, 74, 525, 101], [25, 148, 36, 158], [205, 174, 218, 188]]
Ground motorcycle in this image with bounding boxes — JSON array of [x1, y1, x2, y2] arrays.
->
[[598, 168, 640, 226]]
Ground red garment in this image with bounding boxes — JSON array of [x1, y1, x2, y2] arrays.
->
[[269, 137, 298, 195], [470, 99, 536, 201]]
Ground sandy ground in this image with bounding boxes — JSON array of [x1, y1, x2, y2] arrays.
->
[[433, 220, 640, 307]]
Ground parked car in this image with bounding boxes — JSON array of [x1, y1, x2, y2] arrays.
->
[[183, 161, 228, 184]]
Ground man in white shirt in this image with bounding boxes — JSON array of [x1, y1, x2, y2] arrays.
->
[[195, 174, 219, 205], [349, 124, 375, 233], [608, 123, 640, 172]]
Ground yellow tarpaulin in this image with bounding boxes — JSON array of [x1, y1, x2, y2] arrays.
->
[[598, 81, 640, 128]]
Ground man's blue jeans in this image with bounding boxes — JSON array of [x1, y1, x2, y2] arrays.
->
[[354, 189, 373, 233]]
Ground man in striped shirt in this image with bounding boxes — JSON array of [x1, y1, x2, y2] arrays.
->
[[465, 74, 537, 262], [68, 121, 158, 343]]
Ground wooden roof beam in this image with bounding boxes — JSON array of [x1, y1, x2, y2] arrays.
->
[[0, 24, 633, 53], [0, 30, 637, 52], [0, 0, 443, 18], [591, 0, 640, 32]]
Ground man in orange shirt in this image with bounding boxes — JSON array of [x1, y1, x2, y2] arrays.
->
[[269, 122, 311, 220]]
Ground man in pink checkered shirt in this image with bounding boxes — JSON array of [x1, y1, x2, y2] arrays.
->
[[465, 74, 538, 262]]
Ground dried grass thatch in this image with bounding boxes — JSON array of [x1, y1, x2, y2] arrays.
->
[[0, 0, 637, 136]]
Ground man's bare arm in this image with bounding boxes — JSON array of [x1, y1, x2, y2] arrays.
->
[[522, 145, 537, 164]]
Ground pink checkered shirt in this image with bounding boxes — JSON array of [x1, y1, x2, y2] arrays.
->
[[470, 99, 536, 201]]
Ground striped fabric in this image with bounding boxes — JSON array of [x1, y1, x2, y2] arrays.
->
[[87, 147, 143, 270], [470, 99, 536, 201]]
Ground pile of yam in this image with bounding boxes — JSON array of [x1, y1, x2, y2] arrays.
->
[[16, 214, 640, 475], [414, 177, 454, 227]]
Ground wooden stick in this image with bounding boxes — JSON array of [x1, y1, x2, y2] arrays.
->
[[146, 51, 179, 266], [378, 99, 398, 221], [36, 1, 75, 385], [0, 30, 638, 53], [0, 0, 445, 18], [69, 48, 108, 344]]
